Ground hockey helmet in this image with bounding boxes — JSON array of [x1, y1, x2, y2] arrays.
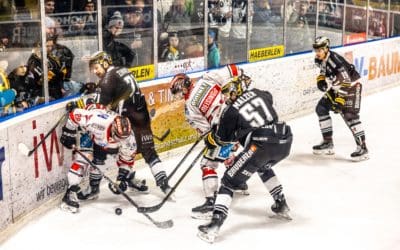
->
[[313, 36, 330, 49], [112, 116, 132, 139], [170, 73, 191, 95], [89, 51, 113, 68], [221, 72, 251, 102]]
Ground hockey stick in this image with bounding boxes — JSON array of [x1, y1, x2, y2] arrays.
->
[[18, 113, 68, 157], [153, 128, 171, 141], [137, 147, 206, 213], [73, 148, 174, 229], [167, 136, 203, 181]]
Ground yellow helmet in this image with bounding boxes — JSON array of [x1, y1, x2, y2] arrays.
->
[[89, 51, 112, 68]]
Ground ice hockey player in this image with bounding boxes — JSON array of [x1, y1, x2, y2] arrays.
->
[[60, 99, 147, 213], [312, 36, 369, 161], [197, 76, 293, 243], [170, 65, 250, 220], [86, 51, 173, 196]]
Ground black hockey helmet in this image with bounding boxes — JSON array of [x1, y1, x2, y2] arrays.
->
[[313, 36, 330, 49], [112, 116, 132, 139], [170, 73, 191, 95], [89, 51, 112, 68]]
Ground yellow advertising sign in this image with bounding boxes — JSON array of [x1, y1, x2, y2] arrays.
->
[[130, 64, 155, 81], [249, 45, 284, 62]]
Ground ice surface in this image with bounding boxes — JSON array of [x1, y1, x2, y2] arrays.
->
[[2, 86, 400, 250]]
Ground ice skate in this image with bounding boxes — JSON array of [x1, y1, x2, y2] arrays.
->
[[158, 177, 176, 201], [350, 144, 369, 162], [234, 182, 250, 196], [197, 213, 226, 243], [128, 178, 149, 193], [77, 185, 99, 201], [60, 187, 79, 213], [269, 197, 292, 221], [313, 140, 334, 155], [191, 197, 214, 220], [126, 172, 149, 194]]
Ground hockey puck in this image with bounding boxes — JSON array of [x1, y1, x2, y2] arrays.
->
[[115, 208, 122, 215]]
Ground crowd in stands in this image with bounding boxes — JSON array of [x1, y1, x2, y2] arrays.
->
[[0, 0, 399, 117]]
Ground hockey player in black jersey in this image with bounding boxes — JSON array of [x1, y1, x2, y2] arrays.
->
[[85, 51, 172, 197], [312, 36, 369, 161], [197, 77, 293, 243]]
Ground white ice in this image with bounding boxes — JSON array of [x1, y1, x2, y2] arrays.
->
[[2, 86, 400, 250]]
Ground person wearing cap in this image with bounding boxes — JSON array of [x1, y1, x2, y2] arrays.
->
[[160, 31, 184, 61], [103, 11, 135, 66], [207, 29, 220, 68]]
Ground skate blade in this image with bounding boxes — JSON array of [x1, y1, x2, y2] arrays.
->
[[269, 212, 292, 221], [128, 188, 150, 195], [313, 149, 335, 155], [351, 154, 369, 162], [197, 231, 217, 244], [191, 211, 212, 220], [60, 203, 78, 214], [235, 189, 250, 196]]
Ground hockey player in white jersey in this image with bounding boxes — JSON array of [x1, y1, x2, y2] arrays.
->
[[60, 101, 146, 213], [170, 64, 250, 219]]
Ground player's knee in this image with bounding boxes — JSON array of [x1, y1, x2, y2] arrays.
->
[[67, 171, 82, 186], [343, 112, 359, 121], [316, 104, 329, 116], [201, 166, 218, 178]]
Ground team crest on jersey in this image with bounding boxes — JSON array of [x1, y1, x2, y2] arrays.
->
[[191, 84, 211, 107], [199, 86, 220, 114]]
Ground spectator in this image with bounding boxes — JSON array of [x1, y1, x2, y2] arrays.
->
[[69, 0, 97, 36], [207, 29, 220, 68], [8, 64, 32, 110], [253, 0, 273, 25], [160, 31, 184, 61], [0, 60, 17, 115], [124, 6, 144, 29], [44, 0, 55, 15], [163, 0, 192, 30], [26, 41, 64, 102], [103, 11, 136, 66]]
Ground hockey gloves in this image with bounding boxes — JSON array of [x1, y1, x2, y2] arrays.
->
[[204, 132, 218, 150], [108, 168, 130, 195], [80, 82, 97, 94], [60, 126, 77, 149], [317, 75, 328, 92]]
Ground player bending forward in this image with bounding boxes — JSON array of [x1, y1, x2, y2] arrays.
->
[[60, 101, 146, 213], [169, 65, 249, 219], [197, 76, 293, 243]]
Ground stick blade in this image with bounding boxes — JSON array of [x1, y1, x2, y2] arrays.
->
[[18, 143, 31, 156], [137, 204, 161, 213], [155, 219, 174, 229]]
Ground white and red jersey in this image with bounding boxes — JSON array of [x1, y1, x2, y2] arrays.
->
[[185, 77, 226, 135], [65, 108, 136, 151]]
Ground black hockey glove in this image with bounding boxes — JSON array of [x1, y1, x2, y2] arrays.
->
[[204, 132, 218, 150], [60, 126, 77, 149], [80, 82, 97, 94], [108, 168, 130, 195], [317, 75, 328, 92]]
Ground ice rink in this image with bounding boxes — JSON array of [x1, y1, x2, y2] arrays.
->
[[2, 86, 400, 250]]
